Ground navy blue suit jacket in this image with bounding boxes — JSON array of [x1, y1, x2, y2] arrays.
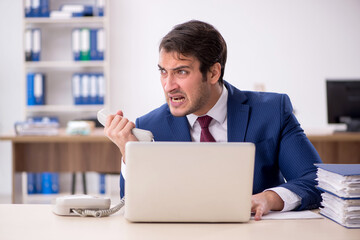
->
[[120, 81, 322, 210]]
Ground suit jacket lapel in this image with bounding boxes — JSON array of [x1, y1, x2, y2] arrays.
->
[[225, 81, 250, 142], [166, 112, 192, 141]]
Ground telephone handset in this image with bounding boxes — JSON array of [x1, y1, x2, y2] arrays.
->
[[52, 109, 153, 217], [97, 108, 154, 142]]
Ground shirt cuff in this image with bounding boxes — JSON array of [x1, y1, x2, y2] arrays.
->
[[121, 158, 126, 180], [265, 187, 302, 212]]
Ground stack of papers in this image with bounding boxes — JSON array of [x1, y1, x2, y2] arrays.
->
[[66, 121, 94, 135], [316, 164, 360, 228], [14, 117, 59, 136], [50, 5, 94, 19]]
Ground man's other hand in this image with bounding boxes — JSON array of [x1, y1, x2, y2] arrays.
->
[[251, 190, 284, 221]]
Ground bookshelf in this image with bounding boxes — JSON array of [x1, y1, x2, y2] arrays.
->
[[19, 0, 113, 203], [22, 0, 110, 126]]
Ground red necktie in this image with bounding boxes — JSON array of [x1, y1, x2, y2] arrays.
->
[[197, 115, 216, 142]]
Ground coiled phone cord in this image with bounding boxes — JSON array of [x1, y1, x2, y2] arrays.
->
[[72, 197, 125, 218]]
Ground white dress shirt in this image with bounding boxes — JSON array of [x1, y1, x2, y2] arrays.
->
[[186, 85, 301, 211]]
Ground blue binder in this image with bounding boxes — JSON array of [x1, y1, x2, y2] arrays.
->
[[41, 173, 52, 194], [96, 29, 105, 61], [25, 0, 32, 17], [27, 173, 36, 194], [35, 173, 42, 193], [31, 29, 41, 61], [90, 74, 98, 104], [97, 73, 105, 104], [41, 173, 59, 194], [99, 174, 106, 194], [33, 73, 45, 105], [39, 0, 49, 17], [25, 29, 32, 61], [90, 29, 98, 60], [72, 73, 82, 105], [96, 0, 105, 16], [318, 187, 360, 200], [315, 163, 360, 176], [82, 5, 94, 16], [51, 173, 60, 194], [80, 74, 90, 104], [316, 163, 360, 228], [72, 29, 81, 61], [27, 73, 35, 105], [72, 12, 84, 18], [31, 0, 40, 17]]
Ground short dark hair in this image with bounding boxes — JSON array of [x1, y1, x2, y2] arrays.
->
[[159, 20, 227, 85]]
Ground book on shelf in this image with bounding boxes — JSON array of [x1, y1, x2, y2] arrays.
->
[[27, 172, 59, 194], [25, 0, 50, 18], [90, 74, 98, 104], [28, 173, 114, 196], [58, 1, 105, 17], [99, 174, 106, 194], [80, 28, 90, 61], [73, 28, 105, 61], [97, 73, 105, 104], [24, 29, 32, 61], [96, 28, 105, 60], [25, 28, 41, 62], [72, 29, 81, 61], [72, 73, 105, 105], [26, 0, 105, 18], [316, 163, 360, 228], [32, 29, 41, 61], [42, 172, 60, 194], [96, 0, 105, 17], [27, 72, 45, 105], [81, 73, 90, 103], [90, 29, 97, 60], [60, 4, 94, 17]]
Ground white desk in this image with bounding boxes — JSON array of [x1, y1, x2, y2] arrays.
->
[[0, 204, 359, 240]]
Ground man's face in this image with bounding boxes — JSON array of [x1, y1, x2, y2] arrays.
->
[[158, 50, 214, 117]]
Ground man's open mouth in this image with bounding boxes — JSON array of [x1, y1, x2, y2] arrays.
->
[[171, 97, 185, 103]]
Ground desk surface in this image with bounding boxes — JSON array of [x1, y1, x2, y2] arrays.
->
[[0, 128, 110, 142], [2, 129, 360, 142], [0, 204, 359, 240], [307, 132, 360, 142]]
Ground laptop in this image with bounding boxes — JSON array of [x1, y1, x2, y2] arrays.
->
[[124, 142, 255, 222]]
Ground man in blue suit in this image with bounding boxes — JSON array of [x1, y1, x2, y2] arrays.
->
[[105, 20, 322, 220]]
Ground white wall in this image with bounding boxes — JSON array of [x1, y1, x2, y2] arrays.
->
[[109, 0, 360, 129], [0, 0, 23, 195], [1, 0, 360, 195]]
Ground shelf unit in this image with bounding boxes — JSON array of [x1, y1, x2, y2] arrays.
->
[[20, 173, 120, 205], [25, 60, 106, 68], [19, 0, 112, 203], [22, 0, 110, 126], [24, 16, 106, 24]]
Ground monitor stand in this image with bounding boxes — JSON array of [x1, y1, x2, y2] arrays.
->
[[340, 117, 360, 132]]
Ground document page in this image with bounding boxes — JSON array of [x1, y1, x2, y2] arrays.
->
[[251, 210, 323, 220]]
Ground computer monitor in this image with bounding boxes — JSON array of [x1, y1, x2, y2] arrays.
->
[[326, 80, 360, 132]]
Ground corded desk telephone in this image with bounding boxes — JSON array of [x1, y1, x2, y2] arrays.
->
[[52, 109, 153, 217], [52, 195, 120, 217]]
